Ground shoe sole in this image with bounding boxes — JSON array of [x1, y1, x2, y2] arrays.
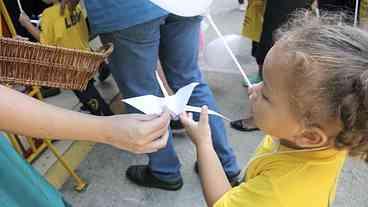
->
[[126, 171, 183, 191], [131, 180, 183, 191]]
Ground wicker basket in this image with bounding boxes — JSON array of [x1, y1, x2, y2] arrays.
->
[[0, 37, 113, 90]]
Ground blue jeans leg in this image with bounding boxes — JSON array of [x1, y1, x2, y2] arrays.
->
[[100, 17, 181, 181], [159, 15, 240, 177]]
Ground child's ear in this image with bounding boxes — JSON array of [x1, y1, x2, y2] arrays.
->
[[294, 127, 329, 148], [291, 51, 309, 69]]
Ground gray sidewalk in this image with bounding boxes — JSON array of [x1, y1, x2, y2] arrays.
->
[[60, 1, 368, 206]]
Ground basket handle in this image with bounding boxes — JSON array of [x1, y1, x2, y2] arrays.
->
[[97, 43, 114, 58]]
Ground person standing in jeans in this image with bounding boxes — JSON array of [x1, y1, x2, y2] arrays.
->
[[75, 0, 241, 191]]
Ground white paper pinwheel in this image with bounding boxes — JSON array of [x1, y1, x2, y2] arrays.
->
[[122, 81, 229, 120]]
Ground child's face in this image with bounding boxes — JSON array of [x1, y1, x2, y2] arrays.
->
[[250, 44, 303, 142], [250, 43, 342, 148]]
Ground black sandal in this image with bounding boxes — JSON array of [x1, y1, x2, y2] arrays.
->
[[230, 118, 259, 132]]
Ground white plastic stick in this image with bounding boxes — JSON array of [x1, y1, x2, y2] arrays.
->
[[155, 70, 170, 97], [315, 8, 320, 18], [185, 105, 231, 121], [315, 0, 320, 18], [206, 13, 252, 87], [354, 0, 360, 27], [17, 0, 24, 13]]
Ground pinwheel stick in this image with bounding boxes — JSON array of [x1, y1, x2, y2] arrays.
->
[[206, 13, 252, 87]]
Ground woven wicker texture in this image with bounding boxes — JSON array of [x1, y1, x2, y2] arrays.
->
[[0, 37, 113, 90]]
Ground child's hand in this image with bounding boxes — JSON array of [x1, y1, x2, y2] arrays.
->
[[180, 106, 212, 147], [248, 81, 263, 98], [18, 13, 31, 27]]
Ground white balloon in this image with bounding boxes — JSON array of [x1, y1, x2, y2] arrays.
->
[[149, 0, 213, 17], [204, 34, 253, 69]]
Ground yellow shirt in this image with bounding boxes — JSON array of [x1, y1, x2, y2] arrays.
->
[[40, 3, 89, 51], [214, 135, 347, 207], [241, 0, 265, 42]]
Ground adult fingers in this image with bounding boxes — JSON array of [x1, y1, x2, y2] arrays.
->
[[132, 129, 169, 154], [136, 111, 170, 145], [130, 113, 160, 121], [142, 130, 169, 153], [142, 109, 170, 134], [141, 120, 170, 144], [199, 106, 209, 126]]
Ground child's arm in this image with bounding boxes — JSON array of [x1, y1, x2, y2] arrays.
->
[[0, 84, 170, 154], [180, 106, 231, 206], [18, 13, 40, 41]]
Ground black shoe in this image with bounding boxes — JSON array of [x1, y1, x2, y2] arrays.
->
[[170, 120, 185, 134], [40, 87, 61, 98], [194, 162, 241, 187], [230, 119, 259, 132], [126, 165, 183, 191]]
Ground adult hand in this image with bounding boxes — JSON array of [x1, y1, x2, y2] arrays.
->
[[103, 110, 171, 154], [180, 106, 212, 147], [18, 12, 31, 27], [60, 0, 80, 15]]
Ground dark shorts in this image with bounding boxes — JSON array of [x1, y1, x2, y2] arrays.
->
[[256, 0, 314, 65], [251, 41, 262, 65]]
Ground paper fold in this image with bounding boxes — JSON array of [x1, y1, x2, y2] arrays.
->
[[122, 83, 229, 120]]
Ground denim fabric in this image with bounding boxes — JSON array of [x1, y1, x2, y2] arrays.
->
[[84, 0, 168, 35], [100, 15, 240, 181]]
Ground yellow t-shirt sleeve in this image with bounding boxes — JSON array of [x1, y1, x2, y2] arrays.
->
[[214, 175, 282, 207], [39, 12, 55, 45]]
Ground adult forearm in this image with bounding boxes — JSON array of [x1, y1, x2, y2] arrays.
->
[[197, 144, 232, 207], [0, 85, 107, 143], [21, 21, 40, 41]]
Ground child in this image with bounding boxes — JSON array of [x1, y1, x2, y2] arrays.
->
[[18, 0, 113, 116], [181, 12, 368, 207]]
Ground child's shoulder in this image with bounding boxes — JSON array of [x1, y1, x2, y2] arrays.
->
[[41, 4, 61, 17], [251, 136, 346, 177], [42, 4, 83, 19]]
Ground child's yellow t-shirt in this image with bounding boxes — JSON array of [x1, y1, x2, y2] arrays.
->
[[214, 135, 347, 207], [40, 3, 89, 51]]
